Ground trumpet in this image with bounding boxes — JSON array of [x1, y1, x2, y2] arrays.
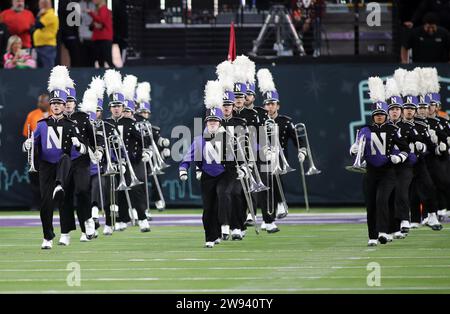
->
[[294, 123, 321, 176], [27, 124, 37, 173], [345, 131, 367, 174]]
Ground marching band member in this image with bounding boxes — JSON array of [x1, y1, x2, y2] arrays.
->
[[350, 77, 410, 246], [406, 69, 440, 229], [257, 68, 307, 233], [218, 73, 248, 241], [59, 70, 100, 244], [179, 80, 232, 248], [88, 76, 106, 230], [385, 76, 423, 238], [423, 68, 447, 230], [22, 66, 86, 249], [242, 56, 270, 225], [102, 69, 151, 234], [134, 82, 170, 214]]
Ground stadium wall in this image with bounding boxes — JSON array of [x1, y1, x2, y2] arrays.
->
[[0, 64, 448, 209]]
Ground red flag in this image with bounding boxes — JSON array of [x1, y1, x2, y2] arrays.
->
[[227, 22, 236, 61]]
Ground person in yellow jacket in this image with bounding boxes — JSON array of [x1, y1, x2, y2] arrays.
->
[[32, 0, 59, 68]]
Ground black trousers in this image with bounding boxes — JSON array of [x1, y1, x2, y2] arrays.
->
[[116, 162, 147, 223], [410, 158, 439, 222], [29, 171, 41, 210], [59, 157, 91, 234], [90, 173, 105, 209], [93, 40, 113, 68], [426, 155, 449, 212], [103, 175, 116, 226], [38, 155, 71, 240], [216, 169, 241, 227], [200, 172, 226, 242], [388, 164, 414, 233], [363, 166, 396, 240], [427, 155, 450, 211], [259, 172, 282, 224]]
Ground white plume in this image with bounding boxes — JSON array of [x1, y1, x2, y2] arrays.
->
[[48, 65, 70, 92], [393, 68, 407, 94], [204, 80, 223, 109], [422, 67, 440, 93], [233, 55, 254, 83], [89, 76, 105, 100], [368, 77, 385, 102], [136, 82, 151, 103], [103, 69, 123, 96], [216, 60, 234, 83], [402, 70, 419, 97], [257, 68, 276, 94], [385, 78, 400, 98], [79, 89, 98, 113], [122, 74, 138, 100]]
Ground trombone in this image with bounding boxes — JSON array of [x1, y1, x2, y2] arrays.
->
[[107, 129, 143, 226], [27, 124, 37, 173], [263, 119, 292, 216], [345, 130, 367, 174], [137, 121, 166, 213], [294, 123, 321, 176], [294, 123, 321, 212], [225, 130, 260, 234]]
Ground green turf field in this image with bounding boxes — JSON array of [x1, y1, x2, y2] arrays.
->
[[0, 217, 449, 294]]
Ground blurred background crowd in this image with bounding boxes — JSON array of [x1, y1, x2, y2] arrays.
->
[[0, 0, 448, 69]]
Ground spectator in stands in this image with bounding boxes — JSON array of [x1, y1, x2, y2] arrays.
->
[[0, 0, 35, 49], [112, 0, 128, 65], [401, 13, 450, 63], [58, 0, 81, 67], [3, 35, 36, 69], [22, 93, 51, 211], [33, 0, 59, 68], [87, 0, 113, 68], [404, 0, 450, 31], [79, 0, 96, 67], [0, 15, 10, 67]]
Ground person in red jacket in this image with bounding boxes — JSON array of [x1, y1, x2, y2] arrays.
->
[[87, 0, 113, 68], [0, 0, 35, 49]]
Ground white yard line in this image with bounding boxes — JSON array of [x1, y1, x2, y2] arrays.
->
[[2, 287, 450, 293], [1, 265, 450, 272]]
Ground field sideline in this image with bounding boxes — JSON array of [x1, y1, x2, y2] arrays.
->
[[0, 208, 449, 294]]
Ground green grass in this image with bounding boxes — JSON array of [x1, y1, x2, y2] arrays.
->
[[0, 207, 365, 216], [0, 218, 449, 293]]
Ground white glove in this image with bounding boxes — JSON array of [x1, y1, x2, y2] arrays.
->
[[439, 142, 447, 152], [179, 169, 188, 181], [447, 137, 450, 147], [298, 150, 306, 163], [23, 138, 33, 151], [196, 170, 202, 180], [390, 155, 402, 164], [90, 149, 103, 164], [414, 141, 426, 153], [237, 166, 250, 180], [429, 129, 438, 144], [94, 150, 103, 161], [162, 148, 171, 158], [161, 138, 170, 147], [71, 137, 81, 147], [120, 162, 126, 174], [142, 150, 152, 163], [349, 143, 359, 155]]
